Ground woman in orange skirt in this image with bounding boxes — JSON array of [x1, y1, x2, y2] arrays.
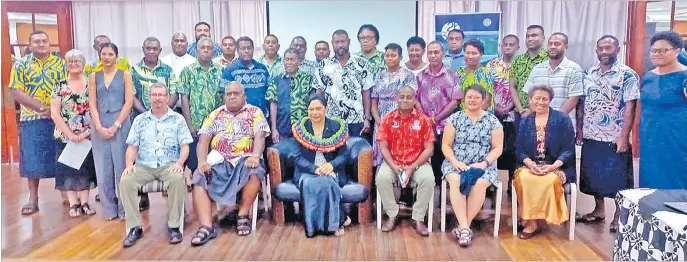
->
[[513, 85, 576, 239]]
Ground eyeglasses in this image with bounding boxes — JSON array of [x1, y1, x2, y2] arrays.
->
[[649, 48, 677, 55], [358, 36, 375, 42]]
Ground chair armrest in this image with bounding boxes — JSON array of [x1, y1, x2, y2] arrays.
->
[[347, 137, 373, 224]]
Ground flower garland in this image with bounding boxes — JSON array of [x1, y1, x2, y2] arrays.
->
[[292, 117, 348, 153]]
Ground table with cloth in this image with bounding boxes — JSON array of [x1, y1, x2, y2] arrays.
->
[[614, 189, 687, 261]]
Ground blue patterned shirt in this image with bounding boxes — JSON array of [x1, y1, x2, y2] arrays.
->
[[126, 109, 193, 168], [221, 59, 270, 115], [186, 41, 222, 58]]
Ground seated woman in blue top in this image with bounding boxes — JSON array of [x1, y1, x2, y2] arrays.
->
[[513, 84, 576, 240], [292, 94, 354, 237]]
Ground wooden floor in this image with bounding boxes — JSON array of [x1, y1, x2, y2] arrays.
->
[[0, 162, 628, 261]]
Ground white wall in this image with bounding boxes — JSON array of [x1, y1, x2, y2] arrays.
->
[[267, 1, 417, 61]]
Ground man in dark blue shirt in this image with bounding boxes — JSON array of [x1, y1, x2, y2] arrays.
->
[[221, 36, 270, 116]]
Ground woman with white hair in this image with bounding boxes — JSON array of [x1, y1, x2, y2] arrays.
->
[[50, 49, 97, 217]]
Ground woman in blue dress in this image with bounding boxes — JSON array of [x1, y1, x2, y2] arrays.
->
[[639, 31, 687, 189]]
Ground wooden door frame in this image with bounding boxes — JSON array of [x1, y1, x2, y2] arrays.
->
[[1, 1, 74, 163]]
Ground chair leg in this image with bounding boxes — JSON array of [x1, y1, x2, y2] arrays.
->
[[569, 183, 577, 241], [511, 183, 518, 236], [180, 195, 185, 233], [428, 190, 434, 233], [440, 179, 447, 232], [376, 188, 382, 230], [494, 181, 503, 237], [252, 196, 258, 232]]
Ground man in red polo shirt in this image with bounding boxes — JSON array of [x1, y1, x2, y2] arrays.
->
[[376, 86, 436, 236]]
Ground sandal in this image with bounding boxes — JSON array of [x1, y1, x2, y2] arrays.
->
[[191, 225, 217, 246], [457, 228, 473, 247], [69, 204, 82, 217], [236, 215, 252, 236], [335, 227, 345, 236], [21, 202, 39, 215], [576, 213, 605, 223], [105, 216, 119, 221], [343, 216, 352, 227], [80, 203, 96, 216]]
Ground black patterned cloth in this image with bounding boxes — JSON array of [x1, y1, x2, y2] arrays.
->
[[614, 189, 687, 261]]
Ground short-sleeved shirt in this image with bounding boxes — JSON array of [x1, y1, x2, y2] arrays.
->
[[443, 50, 466, 71], [523, 57, 585, 129], [415, 65, 464, 134], [131, 60, 178, 110], [487, 58, 515, 121], [354, 50, 385, 77], [51, 78, 91, 142], [9, 54, 67, 122], [177, 61, 224, 130], [313, 54, 374, 124], [198, 104, 271, 163], [257, 55, 284, 80], [212, 55, 237, 69], [456, 65, 496, 110], [371, 68, 418, 118], [85, 57, 130, 75], [376, 109, 436, 166], [510, 49, 548, 107], [186, 41, 222, 58], [221, 60, 270, 115], [583, 61, 640, 142], [300, 59, 319, 75], [126, 109, 193, 168], [265, 70, 314, 136]]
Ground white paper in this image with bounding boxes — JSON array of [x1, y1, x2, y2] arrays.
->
[[207, 150, 224, 166], [58, 139, 92, 170]]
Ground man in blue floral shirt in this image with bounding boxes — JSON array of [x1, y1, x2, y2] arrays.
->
[[119, 83, 193, 248]]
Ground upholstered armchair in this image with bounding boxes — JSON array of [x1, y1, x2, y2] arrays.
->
[[266, 137, 373, 225]]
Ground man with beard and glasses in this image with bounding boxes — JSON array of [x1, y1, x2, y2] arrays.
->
[[523, 32, 583, 129], [313, 29, 373, 136], [186, 22, 222, 58], [290, 36, 318, 75], [509, 25, 548, 120], [213, 36, 237, 68], [314, 40, 331, 63], [578, 35, 639, 233]]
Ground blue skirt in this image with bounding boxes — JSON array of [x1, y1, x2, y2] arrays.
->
[[580, 139, 633, 198], [19, 119, 56, 179]]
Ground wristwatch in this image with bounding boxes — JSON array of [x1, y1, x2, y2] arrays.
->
[[114, 121, 122, 129]]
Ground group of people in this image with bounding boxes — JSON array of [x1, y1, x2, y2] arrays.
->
[[9, 18, 687, 249]]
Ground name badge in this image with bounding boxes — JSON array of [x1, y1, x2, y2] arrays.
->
[[411, 120, 421, 131]]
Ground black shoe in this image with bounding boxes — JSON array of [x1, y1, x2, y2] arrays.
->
[[169, 227, 183, 244], [122, 227, 143, 248], [139, 194, 150, 212], [95, 194, 100, 202]]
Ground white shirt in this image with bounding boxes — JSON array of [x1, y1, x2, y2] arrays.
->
[[161, 53, 196, 108], [161, 53, 196, 76]]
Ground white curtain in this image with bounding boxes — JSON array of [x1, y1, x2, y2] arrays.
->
[[500, 1, 628, 69], [72, 1, 200, 63], [212, 1, 267, 57], [417, 1, 628, 70]]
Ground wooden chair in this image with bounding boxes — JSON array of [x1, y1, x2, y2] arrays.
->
[[266, 137, 373, 225]]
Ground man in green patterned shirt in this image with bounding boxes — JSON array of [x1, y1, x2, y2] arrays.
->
[[355, 24, 385, 77], [266, 48, 314, 143], [132, 37, 178, 114], [178, 37, 224, 173], [509, 25, 548, 116]]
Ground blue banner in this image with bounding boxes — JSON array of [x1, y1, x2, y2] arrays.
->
[[435, 13, 501, 63]]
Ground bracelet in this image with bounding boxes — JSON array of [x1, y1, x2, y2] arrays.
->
[[114, 121, 122, 129]]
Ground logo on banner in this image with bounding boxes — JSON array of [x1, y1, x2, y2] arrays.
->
[[440, 22, 461, 41]]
